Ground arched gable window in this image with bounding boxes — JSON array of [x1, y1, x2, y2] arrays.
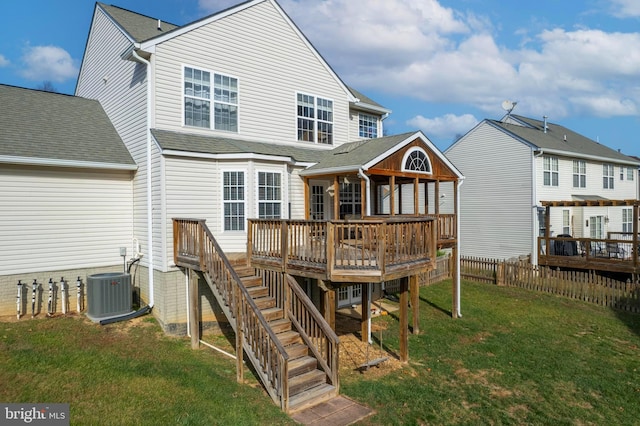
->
[[402, 147, 432, 174]]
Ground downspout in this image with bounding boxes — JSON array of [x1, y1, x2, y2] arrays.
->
[[532, 149, 544, 266], [131, 49, 155, 309], [358, 167, 372, 342], [358, 167, 371, 216], [456, 177, 464, 318]]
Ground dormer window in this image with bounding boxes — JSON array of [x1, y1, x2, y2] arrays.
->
[[402, 147, 432, 173], [184, 66, 238, 132], [359, 113, 378, 138], [297, 93, 333, 144]]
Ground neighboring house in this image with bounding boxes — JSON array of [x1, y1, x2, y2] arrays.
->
[[0, 84, 136, 315], [446, 114, 640, 264]]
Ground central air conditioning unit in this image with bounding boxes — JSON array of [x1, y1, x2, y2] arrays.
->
[[86, 272, 132, 322]]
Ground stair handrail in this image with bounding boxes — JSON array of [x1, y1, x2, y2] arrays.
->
[[285, 274, 340, 390], [174, 218, 291, 410]]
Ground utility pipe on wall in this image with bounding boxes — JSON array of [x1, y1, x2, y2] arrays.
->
[[31, 279, 37, 318], [76, 276, 82, 313], [60, 277, 67, 315], [16, 280, 22, 320], [47, 278, 53, 317]]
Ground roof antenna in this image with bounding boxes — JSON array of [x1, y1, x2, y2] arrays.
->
[[501, 100, 517, 117]]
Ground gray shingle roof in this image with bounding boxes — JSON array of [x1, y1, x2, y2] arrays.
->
[[98, 3, 179, 43], [0, 84, 135, 168], [151, 129, 330, 163], [348, 86, 389, 111], [303, 132, 416, 172], [491, 115, 639, 164]]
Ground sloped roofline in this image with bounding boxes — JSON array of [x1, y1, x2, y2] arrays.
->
[[111, 0, 357, 103], [300, 131, 464, 178]]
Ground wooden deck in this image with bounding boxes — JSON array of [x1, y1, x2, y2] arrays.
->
[[247, 218, 438, 283], [538, 235, 640, 275]]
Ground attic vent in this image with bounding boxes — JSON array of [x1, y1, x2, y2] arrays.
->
[[543, 116, 548, 133], [563, 134, 567, 142], [157, 19, 162, 30]]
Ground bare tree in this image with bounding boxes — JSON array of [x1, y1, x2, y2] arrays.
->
[[37, 81, 58, 93]]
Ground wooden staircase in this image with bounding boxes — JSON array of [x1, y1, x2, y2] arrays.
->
[[233, 265, 337, 411], [173, 219, 340, 414]]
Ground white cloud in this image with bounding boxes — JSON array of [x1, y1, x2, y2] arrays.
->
[[20, 45, 78, 83], [0, 54, 9, 67], [269, 0, 640, 121], [609, 0, 640, 17], [407, 113, 478, 140]]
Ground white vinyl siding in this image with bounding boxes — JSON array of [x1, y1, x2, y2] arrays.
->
[[0, 166, 133, 275], [445, 123, 533, 259], [75, 8, 151, 270], [153, 1, 350, 146]]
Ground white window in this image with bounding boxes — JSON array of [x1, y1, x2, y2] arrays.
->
[[572, 160, 586, 188], [223, 171, 245, 231], [603, 164, 614, 189], [543, 156, 558, 186], [359, 113, 378, 138], [297, 93, 333, 144], [628, 167, 634, 181], [623, 208, 633, 233], [620, 167, 625, 181], [402, 148, 432, 174], [562, 210, 570, 235], [257, 172, 282, 219], [184, 66, 238, 132]]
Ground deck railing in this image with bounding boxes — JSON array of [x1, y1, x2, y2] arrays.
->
[[285, 274, 340, 388], [437, 214, 456, 242], [538, 235, 640, 274], [248, 217, 436, 282], [173, 218, 290, 410]]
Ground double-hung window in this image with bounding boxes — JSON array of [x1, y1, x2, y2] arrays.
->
[[603, 164, 614, 189], [359, 113, 378, 138], [572, 160, 586, 188], [623, 208, 633, 233], [543, 156, 558, 186], [184, 66, 238, 132], [258, 172, 282, 219], [297, 93, 333, 144], [223, 171, 245, 231], [628, 167, 635, 181], [562, 210, 571, 235]]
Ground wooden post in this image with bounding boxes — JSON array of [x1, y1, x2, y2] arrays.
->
[[281, 221, 288, 273], [410, 274, 419, 334], [235, 285, 244, 383], [390, 176, 396, 216], [189, 270, 200, 350], [414, 176, 420, 215], [361, 284, 370, 343], [304, 177, 310, 220], [360, 177, 366, 218], [399, 276, 409, 362], [333, 176, 340, 220], [321, 281, 336, 331]]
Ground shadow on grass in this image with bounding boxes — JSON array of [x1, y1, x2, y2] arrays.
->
[[419, 295, 452, 317]]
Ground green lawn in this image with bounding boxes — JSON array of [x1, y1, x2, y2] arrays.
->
[[1, 280, 639, 425]]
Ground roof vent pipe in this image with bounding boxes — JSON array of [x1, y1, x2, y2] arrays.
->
[[157, 19, 162, 30], [543, 116, 548, 133]]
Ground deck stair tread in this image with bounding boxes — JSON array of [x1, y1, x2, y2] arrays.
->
[[289, 369, 327, 395], [240, 275, 262, 287], [246, 285, 269, 298], [288, 356, 318, 377], [260, 307, 284, 321], [234, 266, 254, 277], [254, 296, 276, 309], [285, 342, 308, 359], [276, 330, 302, 346], [288, 383, 337, 413], [268, 318, 292, 333]]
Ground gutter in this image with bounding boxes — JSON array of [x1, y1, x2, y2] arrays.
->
[[0, 156, 137, 171], [130, 48, 155, 309]]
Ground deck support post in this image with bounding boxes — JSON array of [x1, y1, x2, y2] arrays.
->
[[189, 269, 200, 350], [320, 280, 336, 331], [399, 276, 409, 362], [410, 274, 419, 334], [361, 283, 370, 343]]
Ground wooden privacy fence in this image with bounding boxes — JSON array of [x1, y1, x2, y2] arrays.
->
[[461, 256, 640, 313]]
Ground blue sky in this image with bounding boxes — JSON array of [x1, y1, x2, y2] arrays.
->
[[1, 0, 639, 154]]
